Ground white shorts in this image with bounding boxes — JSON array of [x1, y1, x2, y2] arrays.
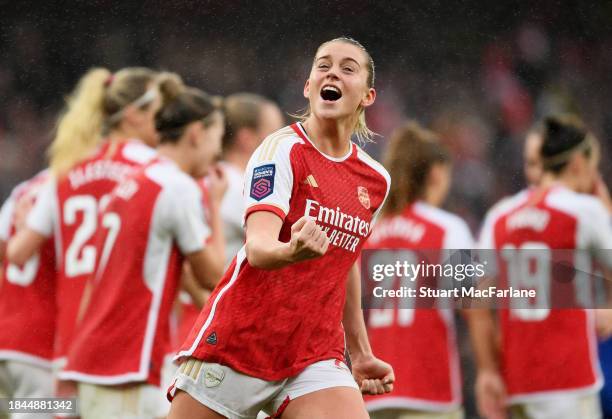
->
[[78, 382, 170, 419], [510, 393, 601, 419], [168, 358, 359, 419], [0, 360, 54, 419]]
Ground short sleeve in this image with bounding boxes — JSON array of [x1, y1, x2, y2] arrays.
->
[[243, 137, 296, 223], [166, 180, 211, 255], [476, 207, 502, 277], [0, 193, 16, 241], [585, 201, 612, 269], [444, 218, 474, 249], [477, 209, 497, 250], [25, 178, 57, 238]]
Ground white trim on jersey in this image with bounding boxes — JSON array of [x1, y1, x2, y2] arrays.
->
[[59, 369, 147, 386], [243, 127, 303, 224], [0, 350, 53, 370], [506, 377, 603, 405], [366, 396, 462, 413], [296, 122, 354, 162], [545, 186, 612, 269], [412, 201, 475, 249], [25, 177, 57, 238], [219, 162, 246, 267], [0, 189, 18, 241], [477, 189, 530, 250], [121, 140, 157, 165], [355, 146, 391, 225], [175, 247, 248, 361]]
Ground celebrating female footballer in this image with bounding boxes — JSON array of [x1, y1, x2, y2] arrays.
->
[[168, 37, 394, 419]]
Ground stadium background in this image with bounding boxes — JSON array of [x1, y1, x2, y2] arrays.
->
[[1, 1, 611, 417]]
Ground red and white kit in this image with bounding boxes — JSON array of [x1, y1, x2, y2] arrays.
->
[[175, 123, 391, 380], [364, 202, 473, 413], [26, 140, 157, 364], [173, 177, 211, 351], [0, 171, 56, 368], [62, 158, 210, 386], [479, 185, 612, 403]]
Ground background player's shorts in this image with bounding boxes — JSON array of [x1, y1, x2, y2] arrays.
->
[[0, 360, 54, 419], [168, 358, 359, 419], [509, 393, 601, 419], [369, 408, 464, 419], [78, 382, 169, 419]]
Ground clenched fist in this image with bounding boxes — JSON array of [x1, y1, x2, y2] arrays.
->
[[288, 216, 329, 262]]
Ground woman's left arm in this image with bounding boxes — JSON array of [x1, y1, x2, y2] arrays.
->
[[343, 262, 394, 395]]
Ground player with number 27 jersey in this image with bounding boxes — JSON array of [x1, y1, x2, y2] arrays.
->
[[62, 157, 210, 386], [26, 140, 157, 363]]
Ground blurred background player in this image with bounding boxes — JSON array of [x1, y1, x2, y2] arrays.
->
[[469, 115, 612, 419], [220, 93, 284, 266], [5, 67, 178, 403], [168, 37, 393, 419], [364, 122, 472, 419], [0, 171, 56, 419], [523, 125, 544, 188], [61, 83, 226, 419]]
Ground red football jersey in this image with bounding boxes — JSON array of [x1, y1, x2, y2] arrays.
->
[[62, 159, 210, 386], [26, 140, 157, 363], [479, 185, 612, 402], [0, 172, 56, 367], [364, 202, 473, 412], [175, 123, 391, 380]]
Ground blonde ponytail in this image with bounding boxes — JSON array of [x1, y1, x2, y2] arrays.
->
[[49, 68, 110, 176], [353, 107, 375, 144]]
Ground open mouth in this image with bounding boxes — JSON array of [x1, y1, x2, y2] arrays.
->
[[320, 85, 342, 101]]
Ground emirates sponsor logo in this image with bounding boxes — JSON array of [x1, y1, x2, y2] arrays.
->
[[304, 199, 373, 252], [358, 186, 370, 209]]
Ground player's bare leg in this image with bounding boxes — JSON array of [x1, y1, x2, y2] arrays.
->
[[168, 390, 226, 419], [281, 387, 369, 419]]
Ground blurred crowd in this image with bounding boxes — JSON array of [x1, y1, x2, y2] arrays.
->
[[2, 2, 611, 234]]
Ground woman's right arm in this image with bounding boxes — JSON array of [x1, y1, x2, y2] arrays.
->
[[245, 212, 328, 270], [6, 187, 50, 266]]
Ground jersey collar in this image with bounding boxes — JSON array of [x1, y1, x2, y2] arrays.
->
[[292, 122, 354, 162]]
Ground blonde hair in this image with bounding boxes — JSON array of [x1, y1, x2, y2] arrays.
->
[[383, 121, 451, 216], [48, 67, 165, 176], [49, 68, 111, 176], [296, 37, 376, 145]]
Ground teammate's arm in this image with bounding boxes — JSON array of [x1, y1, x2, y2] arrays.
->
[[180, 263, 211, 309], [0, 194, 12, 267], [6, 181, 54, 266], [343, 262, 394, 395], [6, 229, 46, 266], [182, 246, 223, 292], [466, 309, 506, 419], [245, 212, 328, 270], [203, 164, 227, 267]]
